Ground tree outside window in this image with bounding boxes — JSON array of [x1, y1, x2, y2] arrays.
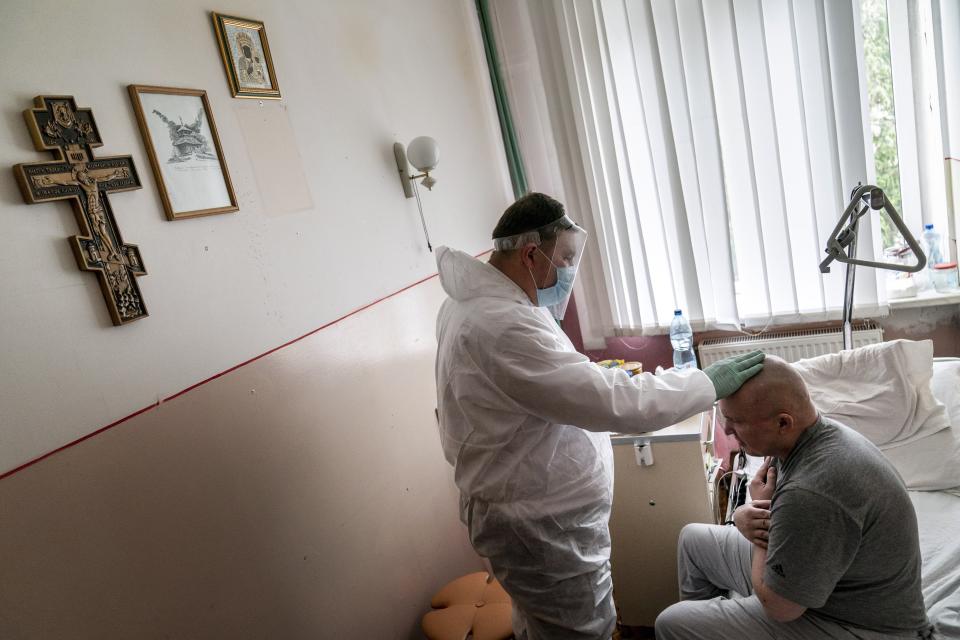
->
[[862, 0, 903, 250]]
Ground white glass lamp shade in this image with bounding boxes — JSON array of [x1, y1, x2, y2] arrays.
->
[[406, 136, 439, 172]]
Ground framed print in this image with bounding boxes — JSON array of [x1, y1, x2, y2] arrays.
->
[[211, 12, 281, 99], [128, 85, 239, 220]]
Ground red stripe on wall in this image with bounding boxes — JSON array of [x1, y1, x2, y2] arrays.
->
[[0, 250, 492, 481]]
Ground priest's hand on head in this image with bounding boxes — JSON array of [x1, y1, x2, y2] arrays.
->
[[704, 350, 765, 400]]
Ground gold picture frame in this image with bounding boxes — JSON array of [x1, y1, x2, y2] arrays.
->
[[128, 85, 239, 220], [211, 12, 281, 99]]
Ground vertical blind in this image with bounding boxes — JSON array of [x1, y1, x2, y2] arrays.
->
[[488, 0, 924, 343]]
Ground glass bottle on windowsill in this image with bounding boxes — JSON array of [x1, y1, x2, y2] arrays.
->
[[915, 224, 943, 292], [921, 223, 944, 268]]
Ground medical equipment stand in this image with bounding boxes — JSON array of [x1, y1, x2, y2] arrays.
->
[[819, 185, 926, 350]]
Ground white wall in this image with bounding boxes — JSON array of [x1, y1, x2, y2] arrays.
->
[[0, 0, 513, 474], [1, 275, 485, 639]]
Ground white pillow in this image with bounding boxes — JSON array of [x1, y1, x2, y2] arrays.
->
[[931, 358, 960, 416], [792, 339, 949, 448], [880, 359, 960, 492]]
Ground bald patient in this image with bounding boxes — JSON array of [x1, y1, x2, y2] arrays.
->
[[655, 357, 936, 640]]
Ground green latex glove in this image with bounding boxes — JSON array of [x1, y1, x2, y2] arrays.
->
[[703, 350, 765, 400]]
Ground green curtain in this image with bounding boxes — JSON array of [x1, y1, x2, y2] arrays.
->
[[476, 0, 529, 198]]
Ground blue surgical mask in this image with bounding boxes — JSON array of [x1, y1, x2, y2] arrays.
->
[[535, 265, 576, 307]]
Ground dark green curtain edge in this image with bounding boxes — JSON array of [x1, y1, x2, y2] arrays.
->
[[476, 0, 529, 199]]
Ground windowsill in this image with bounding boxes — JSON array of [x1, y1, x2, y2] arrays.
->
[[603, 293, 958, 341], [888, 289, 960, 310]]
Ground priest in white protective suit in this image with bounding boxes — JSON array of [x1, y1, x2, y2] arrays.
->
[[434, 192, 765, 640]]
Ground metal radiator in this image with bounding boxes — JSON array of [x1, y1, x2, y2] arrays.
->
[[697, 323, 884, 366]]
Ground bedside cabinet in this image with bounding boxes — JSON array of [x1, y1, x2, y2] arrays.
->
[[608, 412, 716, 627]]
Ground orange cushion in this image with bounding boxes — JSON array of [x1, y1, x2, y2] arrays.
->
[[422, 572, 513, 640]]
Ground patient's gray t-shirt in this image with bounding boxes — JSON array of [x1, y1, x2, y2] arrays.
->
[[765, 416, 931, 634]]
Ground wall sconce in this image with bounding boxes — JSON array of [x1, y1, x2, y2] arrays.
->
[[394, 136, 439, 197], [394, 136, 439, 251]]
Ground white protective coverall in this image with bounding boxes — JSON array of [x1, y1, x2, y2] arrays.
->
[[434, 246, 718, 640]]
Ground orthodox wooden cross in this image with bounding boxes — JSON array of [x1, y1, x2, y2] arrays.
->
[[13, 96, 148, 325]]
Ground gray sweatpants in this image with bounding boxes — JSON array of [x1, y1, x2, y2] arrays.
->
[[655, 523, 932, 640]]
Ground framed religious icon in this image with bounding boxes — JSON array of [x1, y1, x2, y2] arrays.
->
[[128, 85, 239, 220], [211, 12, 281, 99]]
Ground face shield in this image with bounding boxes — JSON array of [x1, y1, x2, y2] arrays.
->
[[493, 214, 587, 321]]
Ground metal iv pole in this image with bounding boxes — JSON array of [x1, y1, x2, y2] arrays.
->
[[819, 185, 926, 350]]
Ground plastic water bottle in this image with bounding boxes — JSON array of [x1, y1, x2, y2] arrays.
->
[[921, 224, 944, 268], [670, 309, 698, 370]]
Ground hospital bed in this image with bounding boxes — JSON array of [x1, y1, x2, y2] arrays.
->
[[610, 341, 960, 636], [910, 357, 960, 637], [912, 488, 960, 637]]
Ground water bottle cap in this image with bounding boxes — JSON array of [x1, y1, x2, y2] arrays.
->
[[925, 223, 934, 230], [674, 309, 682, 316]]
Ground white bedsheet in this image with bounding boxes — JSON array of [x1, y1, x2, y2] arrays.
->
[[910, 490, 960, 638]]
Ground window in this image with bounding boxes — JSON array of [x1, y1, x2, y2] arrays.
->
[[488, 0, 959, 346], [861, 0, 953, 257]]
